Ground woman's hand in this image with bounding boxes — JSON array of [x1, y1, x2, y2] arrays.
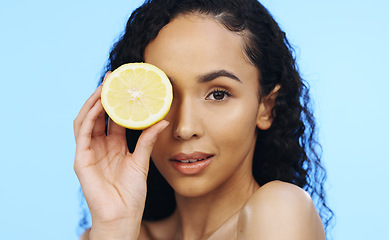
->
[[73, 73, 169, 239]]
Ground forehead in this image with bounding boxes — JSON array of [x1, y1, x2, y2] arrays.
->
[[144, 14, 256, 77]]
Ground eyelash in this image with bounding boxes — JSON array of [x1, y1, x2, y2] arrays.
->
[[206, 88, 232, 101]]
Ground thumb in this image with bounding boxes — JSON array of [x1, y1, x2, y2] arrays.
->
[[131, 120, 169, 172]]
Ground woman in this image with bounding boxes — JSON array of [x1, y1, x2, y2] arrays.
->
[[74, 0, 333, 239]]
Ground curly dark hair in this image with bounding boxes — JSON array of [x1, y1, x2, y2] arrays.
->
[[79, 0, 333, 236]]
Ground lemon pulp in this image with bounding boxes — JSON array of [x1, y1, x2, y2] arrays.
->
[[101, 63, 173, 130]]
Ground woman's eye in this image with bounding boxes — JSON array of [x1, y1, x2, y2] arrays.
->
[[206, 89, 231, 101]]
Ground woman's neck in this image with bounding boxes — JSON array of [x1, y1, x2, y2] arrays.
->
[[172, 174, 259, 240]]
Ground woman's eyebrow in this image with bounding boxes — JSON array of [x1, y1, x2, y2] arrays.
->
[[197, 70, 242, 83]]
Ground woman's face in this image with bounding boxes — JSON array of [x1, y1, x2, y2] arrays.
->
[[145, 14, 263, 197]]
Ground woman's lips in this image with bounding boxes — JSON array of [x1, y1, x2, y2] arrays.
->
[[170, 152, 214, 175]]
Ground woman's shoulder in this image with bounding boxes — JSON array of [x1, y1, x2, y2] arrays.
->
[[245, 180, 313, 207], [238, 180, 325, 240]]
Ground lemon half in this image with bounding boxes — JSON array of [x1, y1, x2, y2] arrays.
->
[[101, 63, 173, 130]]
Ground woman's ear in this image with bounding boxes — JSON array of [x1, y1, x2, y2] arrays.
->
[[256, 84, 281, 130]]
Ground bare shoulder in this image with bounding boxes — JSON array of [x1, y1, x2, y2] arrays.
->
[[79, 229, 90, 240], [237, 180, 325, 240]]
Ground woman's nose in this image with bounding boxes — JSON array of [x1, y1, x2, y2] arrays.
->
[[170, 98, 203, 141]]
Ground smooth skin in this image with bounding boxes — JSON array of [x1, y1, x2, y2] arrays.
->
[[75, 14, 325, 240]]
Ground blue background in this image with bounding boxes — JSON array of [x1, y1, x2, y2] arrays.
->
[[1, 1, 388, 239]]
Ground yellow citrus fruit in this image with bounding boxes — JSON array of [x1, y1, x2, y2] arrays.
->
[[101, 63, 173, 130]]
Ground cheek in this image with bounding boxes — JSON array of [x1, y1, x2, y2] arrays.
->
[[151, 129, 170, 160], [150, 135, 174, 180], [207, 102, 259, 150]]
